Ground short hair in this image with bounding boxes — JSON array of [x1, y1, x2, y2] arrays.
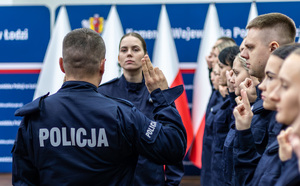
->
[[218, 36, 236, 44], [119, 32, 147, 54], [216, 40, 237, 53], [218, 46, 240, 68], [272, 43, 300, 60], [247, 13, 296, 45], [62, 28, 106, 78]]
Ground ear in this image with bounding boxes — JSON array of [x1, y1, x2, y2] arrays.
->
[[59, 57, 65, 73], [269, 41, 279, 52], [100, 58, 106, 75]]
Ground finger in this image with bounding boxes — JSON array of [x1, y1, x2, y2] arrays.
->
[[241, 89, 251, 111], [233, 104, 245, 118], [277, 130, 287, 145], [153, 67, 160, 80], [286, 127, 294, 134], [145, 55, 155, 78], [156, 68, 166, 81], [239, 80, 247, 91], [233, 107, 240, 119], [142, 57, 151, 80], [235, 96, 242, 105], [245, 78, 253, 88]]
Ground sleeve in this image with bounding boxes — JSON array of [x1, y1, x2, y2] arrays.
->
[[164, 162, 185, 186], [12, 117, 39, 185], [233, 128, 261, 186], [118, 86, 187, 165]]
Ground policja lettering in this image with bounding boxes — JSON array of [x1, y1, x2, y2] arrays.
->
[[145, 121, 157, 138], [39, 127, 109, 147]]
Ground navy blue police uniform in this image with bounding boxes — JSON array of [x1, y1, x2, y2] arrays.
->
[[211, 92, 236, 186], [234, 111, 285, 185], [251, 120, 285, 185], [12, 81, 187, 186], [201, 90, 224, 186], [275, 153, 300, 186], [98, 75, 184, 186], [233, 87, 274, 186]]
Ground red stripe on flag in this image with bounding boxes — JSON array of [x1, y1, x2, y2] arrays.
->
[[189, 114, 205, 169], [0, 69, 41, 74], [171, 71, 193, 153], [180, 69, 195, 74]]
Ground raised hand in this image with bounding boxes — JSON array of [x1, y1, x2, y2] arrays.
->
[[277, 127, 294, 162], [142, 55, 168, 93], [233, 89, 253, 130], [239, 77, 257, 103]]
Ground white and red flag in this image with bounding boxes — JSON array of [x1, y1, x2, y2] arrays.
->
[[189, 3, 221, 168], [33, 6, 71, 100], [152, 5, 193, 153]]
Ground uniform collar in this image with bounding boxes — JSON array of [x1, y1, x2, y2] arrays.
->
[[120, 75, 145, 92], [61, 81, 98, 92]]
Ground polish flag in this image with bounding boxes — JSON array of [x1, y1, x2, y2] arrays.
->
[[101, 5, 124, 84], [33, 6, 71, 100], [152, 5, 193, 152], [189, 3, 221, 168]]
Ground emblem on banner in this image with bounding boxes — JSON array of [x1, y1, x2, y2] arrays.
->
[[81, 14, 104, 34]]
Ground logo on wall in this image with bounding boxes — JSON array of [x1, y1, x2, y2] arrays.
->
[[81, 14, 104, 34]]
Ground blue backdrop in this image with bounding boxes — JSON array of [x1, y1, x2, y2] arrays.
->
[[1, 2, 300, 173]]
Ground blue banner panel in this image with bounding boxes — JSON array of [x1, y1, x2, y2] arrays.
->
[[0, 73, 40, 172], [0, 6, 50, 63], [216, 3, 251, 45], [257, 2, 300, 42], [167, 4, 208, 62]]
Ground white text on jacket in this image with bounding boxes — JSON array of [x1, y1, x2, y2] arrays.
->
[[39, 127, 109, 147]]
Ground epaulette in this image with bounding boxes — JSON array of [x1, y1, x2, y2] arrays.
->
[[101, 93, 134, 107], [15, 92, 49, 116]]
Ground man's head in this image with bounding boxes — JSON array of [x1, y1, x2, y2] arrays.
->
[[241, 13, 296, 82], [60, 28, 106, 82]]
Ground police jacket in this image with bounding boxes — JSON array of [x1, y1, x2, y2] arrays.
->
[[233, 99, 274, 186], [98, 75, 184, 185], [275, 154, 300, 186], [201, 91, 224, 186], [251, 122, 285, 186], [235, 111, 285, 186], [211, 92, 236, 186], [12, 81, 187, 186], [222, 120, 236, 186]]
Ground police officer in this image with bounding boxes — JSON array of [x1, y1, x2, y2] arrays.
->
[[12, 28, 187, 185], [98, 32, 184, 186]]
